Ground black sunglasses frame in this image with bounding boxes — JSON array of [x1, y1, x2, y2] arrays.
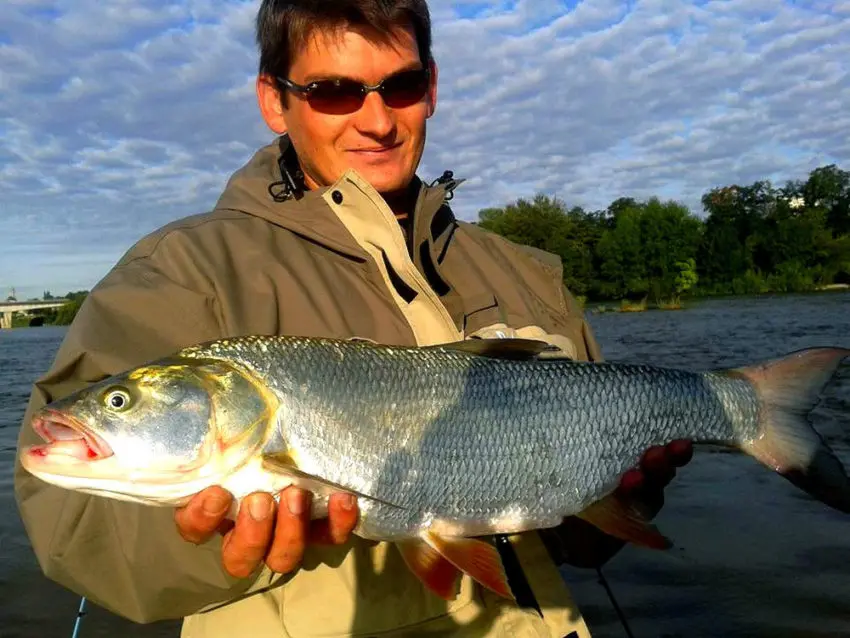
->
[[275, 67, 431, 111]]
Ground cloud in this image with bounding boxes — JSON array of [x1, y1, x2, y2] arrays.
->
[[0, 0, 847, 298]]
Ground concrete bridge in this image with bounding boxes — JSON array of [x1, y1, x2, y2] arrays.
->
[[0, 299, 70, 329]]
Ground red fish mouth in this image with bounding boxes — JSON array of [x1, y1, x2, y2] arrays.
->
[[29, 409, 113, 461]]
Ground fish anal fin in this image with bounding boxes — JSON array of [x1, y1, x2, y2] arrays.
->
[[397, 540, 462, 600], [577, 494, 672, 550], [261, 453, 404, 510], [425, 532, 514, 599], [432, 338, 559, 360]]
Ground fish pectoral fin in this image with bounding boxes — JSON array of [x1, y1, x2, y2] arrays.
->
[[431, 338, 561, 361], [577, 494, 672, 550], [424, 532, 514, 600], [397, 540, 462, 600], [261, 453, 405, 510]]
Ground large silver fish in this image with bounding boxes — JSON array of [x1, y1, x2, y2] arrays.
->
[[20, 335, 850, 599]]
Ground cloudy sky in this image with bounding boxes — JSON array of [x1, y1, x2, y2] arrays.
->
[[1, 0, 848, 300]]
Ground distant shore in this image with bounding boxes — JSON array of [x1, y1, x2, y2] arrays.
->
[[4, 285, 847, 328], [582, 284, 850, 315]]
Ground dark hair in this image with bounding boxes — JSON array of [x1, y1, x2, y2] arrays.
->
[[256, 0, 433, 79]]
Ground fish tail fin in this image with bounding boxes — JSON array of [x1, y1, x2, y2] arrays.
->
[[733, 347, 850, 513]]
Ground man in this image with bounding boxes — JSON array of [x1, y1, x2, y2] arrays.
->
[[14, 1, 691, 636]]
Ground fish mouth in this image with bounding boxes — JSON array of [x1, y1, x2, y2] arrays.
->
[[29, 409, 113, 461]]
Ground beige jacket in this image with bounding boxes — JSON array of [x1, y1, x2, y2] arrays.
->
[[15, 136, 603, 637]]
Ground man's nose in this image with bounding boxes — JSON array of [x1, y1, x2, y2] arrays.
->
[[354, 91, 396, 138]]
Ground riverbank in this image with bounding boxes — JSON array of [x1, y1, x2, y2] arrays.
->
[[582, 284, 850, 315]]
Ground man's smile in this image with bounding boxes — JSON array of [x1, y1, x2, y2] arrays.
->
[[347, 143, 403, 154]]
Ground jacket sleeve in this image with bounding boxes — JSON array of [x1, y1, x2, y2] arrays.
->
[[13, 261, 260, 623], [559, 284, 604, 363]]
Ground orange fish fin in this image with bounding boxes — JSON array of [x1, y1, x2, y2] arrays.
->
[[577, 494, 672, 550], [397, 540, 462, 600], [425, 532, 514, 599]]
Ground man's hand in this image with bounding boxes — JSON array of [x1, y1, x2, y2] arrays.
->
[[617, 439, 694, 515], [539, 439, 694, 569], [174, 486, 359, 578]]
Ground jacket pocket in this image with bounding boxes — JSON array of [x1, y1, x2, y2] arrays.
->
[[461, 294, 504, 337]]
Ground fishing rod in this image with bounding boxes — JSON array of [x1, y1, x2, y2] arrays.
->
[[70, 596, 87, 638], [596, 567, 636, 638]]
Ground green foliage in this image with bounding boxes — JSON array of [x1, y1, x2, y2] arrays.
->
[[674, 258, 699, 295], [478, 194, 600, 296], [477, 164, 850, 302], [52, 292, 88, 326], [596, 197, 702, 302]]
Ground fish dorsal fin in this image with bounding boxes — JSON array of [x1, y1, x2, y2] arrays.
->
[[347, 336, 378, 345], [261, 452, 405, 510], [430, 338, 560, 360]]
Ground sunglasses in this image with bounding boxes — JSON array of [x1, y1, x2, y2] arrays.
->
[[276, 67, 431, 115]]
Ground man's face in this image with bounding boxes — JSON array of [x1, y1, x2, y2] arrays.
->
[[263, 24, 437, 196]]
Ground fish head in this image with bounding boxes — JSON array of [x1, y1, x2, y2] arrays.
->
[[21, 357, 274, 505]]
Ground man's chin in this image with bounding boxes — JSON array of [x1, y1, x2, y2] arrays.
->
[[352, 169, 412, 197]]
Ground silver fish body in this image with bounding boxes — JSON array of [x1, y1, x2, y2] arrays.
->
[[22, 335, 850, 600], [176, 336, 777, 540]]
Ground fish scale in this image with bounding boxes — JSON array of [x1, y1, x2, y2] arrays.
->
[[181, 336, 760, 539]]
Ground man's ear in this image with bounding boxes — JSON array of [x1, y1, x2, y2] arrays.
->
[[426, 58, 438, 119], [257, 74, 288, 134]]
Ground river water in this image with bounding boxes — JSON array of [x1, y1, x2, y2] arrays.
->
[[1, 293, 849, 638]]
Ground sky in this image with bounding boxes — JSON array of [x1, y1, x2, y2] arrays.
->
[[1, 0, 848, 300]]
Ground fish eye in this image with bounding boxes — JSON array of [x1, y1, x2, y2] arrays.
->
[[104, 388, 133, 411]]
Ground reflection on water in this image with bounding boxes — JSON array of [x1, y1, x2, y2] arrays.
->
[[2, 293, 849, 637]]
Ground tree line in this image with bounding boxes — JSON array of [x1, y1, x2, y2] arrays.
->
[[476, 164, 850, 304], [14, 163, 850, 328]]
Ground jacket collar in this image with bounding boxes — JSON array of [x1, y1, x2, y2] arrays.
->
[[213, 136, 460, 264]]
